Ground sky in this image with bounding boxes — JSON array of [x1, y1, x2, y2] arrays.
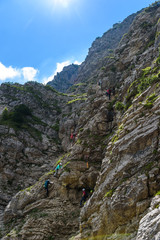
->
[[0, 0, 156, 85]]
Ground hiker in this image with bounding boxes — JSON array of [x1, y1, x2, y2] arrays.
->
[[70, 132, 74, 146], [80, 188, 88, 206], [70, 132, 74, 141], [106, 88, 111, 100], [44, 179, 52, 197], [54, 162, 62, 177]]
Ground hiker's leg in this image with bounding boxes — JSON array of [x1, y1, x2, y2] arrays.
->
[[54, 169, 58, 176], [47, 188, 49, 197]]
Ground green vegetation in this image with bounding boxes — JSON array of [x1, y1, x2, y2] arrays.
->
[[155, 191, 160, 196], [156, 31, 160, 39], [67, 97, 87, 104], [124, 47, 160, 111], [45, 84, 69, 96], [107, 98, 117, 111], [101, 66, 106, 71], [111, 124, 124, 144], [144, 162, 154, 172], [31, 115, 47, 126], [140, 21, 152, 30], [111, 134, 119, 144], [76, 138, 81, 144], [74, 83, 86, 87], [0, 104, 43, 140], [144, 102, 153, 109], [146, 93, 158, 102], [115, 101, 125, 111], [119, 33, 127, 44], [142, 67, 152, 76], [104, 189, 114, 198], [110, 65, 117, 72], [153, 149, 158, 155], [46, 170, 55, 175], [144, 93, 158, 109], [29, 208, 48, 220], [105, 55, 115, 59], [47, 236, 55, 240], [52, 121, 59, 132], [1, 104, 32, 127], [44, 85, 59, 94], [69, 83, 87, 92]]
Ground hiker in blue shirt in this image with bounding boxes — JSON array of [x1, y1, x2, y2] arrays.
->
[[44, 179, 53, 197], [54, 162, 62, 177]]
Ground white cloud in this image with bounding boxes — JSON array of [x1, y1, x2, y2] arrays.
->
[[22, 67, 38, 81], [0, 62, 38, 83], [74, 60, 81, 65], [43, 60, 71, 84], [0, 62, 20, 81], [43, 60, 81, 85]]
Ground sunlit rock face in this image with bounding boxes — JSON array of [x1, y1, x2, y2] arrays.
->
[[47, 64, 79, 93]]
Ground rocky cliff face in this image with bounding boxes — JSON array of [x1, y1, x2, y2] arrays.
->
[[75, 12, 140, 86], [1, 2, 160, 240], [47, 11, 139, 94], [81, 85, 160, 239], [0, 82, 82, 210], [47, 64, 79, 93]]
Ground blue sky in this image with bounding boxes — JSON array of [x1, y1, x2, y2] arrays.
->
[[0, 0, 155, 85]]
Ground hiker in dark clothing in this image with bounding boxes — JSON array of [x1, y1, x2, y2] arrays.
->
[[106, 89, 111, 100], [80, 188, 88, 206], [44, 179, 52, 197]]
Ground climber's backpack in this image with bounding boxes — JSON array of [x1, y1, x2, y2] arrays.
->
[[44, 180, 48, 189]]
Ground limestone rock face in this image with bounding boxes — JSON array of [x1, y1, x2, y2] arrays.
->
[[47, 64, 79, 93], [1, 2, 160, 240], [136, 196, 160, 240], [2, 175, 80, 240], [76, 12, 139, 86], [80, 74, 160, 239], [47, 11, 139, 94], [0, 82, 71, 211]]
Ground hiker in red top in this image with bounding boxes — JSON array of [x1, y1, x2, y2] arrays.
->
[[80, 188, 87, 206], [70, 132, 74, 147], [70, 133, 74, 140], [106, 88, 111, 100]]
